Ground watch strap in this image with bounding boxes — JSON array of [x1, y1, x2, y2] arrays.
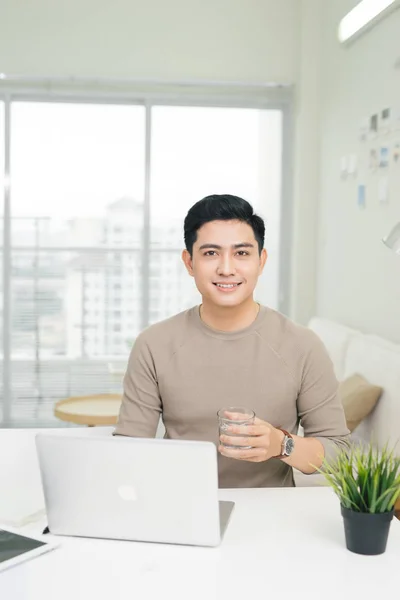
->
[[273, 428, 293, 459]]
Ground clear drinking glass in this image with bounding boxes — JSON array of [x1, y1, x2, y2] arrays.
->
[[217, 406, 256, 449]]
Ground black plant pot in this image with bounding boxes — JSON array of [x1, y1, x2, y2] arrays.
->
[[341, 505, 394, 555]]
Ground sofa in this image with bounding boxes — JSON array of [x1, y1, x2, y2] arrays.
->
[[308, 317, 400, 452], [294, 317, 400, 486]]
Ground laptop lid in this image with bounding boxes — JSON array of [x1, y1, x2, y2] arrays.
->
[[36, 434, 226, 547]]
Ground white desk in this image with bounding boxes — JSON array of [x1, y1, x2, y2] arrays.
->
[[1, 486, 399, 600]]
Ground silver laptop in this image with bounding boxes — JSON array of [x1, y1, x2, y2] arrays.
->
[[35, 433, 234, 547]]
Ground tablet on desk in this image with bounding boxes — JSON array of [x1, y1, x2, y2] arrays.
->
[[0, 525, 58, 573]]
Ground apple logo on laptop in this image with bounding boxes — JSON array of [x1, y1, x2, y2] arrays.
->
[[118, 484, 138, 501]]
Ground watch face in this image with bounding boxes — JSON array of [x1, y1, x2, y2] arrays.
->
[[285, 437, 295, 455]]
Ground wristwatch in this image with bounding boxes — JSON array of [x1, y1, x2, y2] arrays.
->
[[274, 428, 295, 458]]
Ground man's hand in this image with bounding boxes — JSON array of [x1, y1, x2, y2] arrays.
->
[[218, 417, 284, 462]]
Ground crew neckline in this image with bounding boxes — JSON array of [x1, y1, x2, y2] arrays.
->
[[190, 304, 268, 340]]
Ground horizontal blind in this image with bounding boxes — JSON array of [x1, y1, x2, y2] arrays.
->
[[9, 233, 143, 426]]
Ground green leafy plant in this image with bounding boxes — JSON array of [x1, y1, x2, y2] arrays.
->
[[317, 443, 400, 514]]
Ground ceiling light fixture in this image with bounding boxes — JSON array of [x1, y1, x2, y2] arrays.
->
[[338, 0, 400, 43]]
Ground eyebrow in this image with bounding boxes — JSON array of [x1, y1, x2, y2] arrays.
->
[[198, 242, 255, 250]]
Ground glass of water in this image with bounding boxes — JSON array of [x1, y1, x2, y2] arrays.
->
[[217, 406, 256, 449]]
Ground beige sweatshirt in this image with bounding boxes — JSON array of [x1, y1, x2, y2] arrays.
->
[[115, 305, 350, 488]]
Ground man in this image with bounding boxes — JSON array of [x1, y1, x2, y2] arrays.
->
[[115, 194, 349, 488]]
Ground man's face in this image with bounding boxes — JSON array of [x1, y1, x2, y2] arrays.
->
[[182, 219, 267, 308]]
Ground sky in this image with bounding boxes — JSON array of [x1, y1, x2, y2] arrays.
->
[[1, 102, 281, 226]]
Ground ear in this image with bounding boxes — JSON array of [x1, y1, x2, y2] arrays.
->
[[259, 248, 268, 275], [182, 249, 194, 277]]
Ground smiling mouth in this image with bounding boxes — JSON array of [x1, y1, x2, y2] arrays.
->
[[213, 282, 242, 289]]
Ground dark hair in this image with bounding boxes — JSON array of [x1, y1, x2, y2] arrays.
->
[[184, 194, 265, 256]]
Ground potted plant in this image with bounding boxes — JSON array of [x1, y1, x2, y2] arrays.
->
[[318, 443, 400, 555]]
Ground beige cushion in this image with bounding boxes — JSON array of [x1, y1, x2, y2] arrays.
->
[[339, 374, 383, 432]]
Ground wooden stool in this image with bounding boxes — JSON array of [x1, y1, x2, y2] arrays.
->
[[54, 394, 122, 426]]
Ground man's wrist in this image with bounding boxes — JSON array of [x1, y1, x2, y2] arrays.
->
[[272, 427, 285, 457]]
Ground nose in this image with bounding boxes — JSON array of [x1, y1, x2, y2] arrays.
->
[[216, 253, 236, 277]]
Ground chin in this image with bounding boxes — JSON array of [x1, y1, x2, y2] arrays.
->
[[209, 290, 249, 308], [213, 298, 242, 308]]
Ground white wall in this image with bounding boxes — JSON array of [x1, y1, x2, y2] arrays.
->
[[316, 1, 400, 342], [0, 0, 300, 82]]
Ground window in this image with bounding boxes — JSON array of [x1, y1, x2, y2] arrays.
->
[[1, 99, 285, 427], [1, 102, 144, 425]]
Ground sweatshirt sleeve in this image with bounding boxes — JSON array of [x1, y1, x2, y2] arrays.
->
[[296, 330, 350, 464], [114, 333, 162, 438]]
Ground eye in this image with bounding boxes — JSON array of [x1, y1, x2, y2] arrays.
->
[[204, 250, 217, 256], [236, 250, 250, 256]]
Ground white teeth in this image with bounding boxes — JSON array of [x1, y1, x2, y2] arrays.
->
[[216, 283, 238, 288]]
